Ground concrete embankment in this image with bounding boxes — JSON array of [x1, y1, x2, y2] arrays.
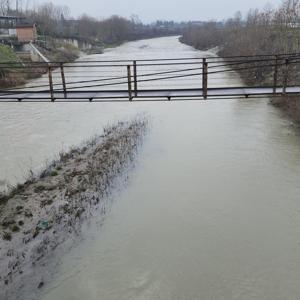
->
[[0, 116, 148, 300]]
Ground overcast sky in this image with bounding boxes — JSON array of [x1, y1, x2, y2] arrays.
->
[[33, 0, 283, 22]]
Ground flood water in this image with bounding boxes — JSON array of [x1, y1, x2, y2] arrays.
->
[[2, 37, 300, 299]]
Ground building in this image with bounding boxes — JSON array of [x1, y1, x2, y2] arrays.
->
[[16, 22, 37, 42], [0, 16, 22, 37], [0, 16, 37, 43]]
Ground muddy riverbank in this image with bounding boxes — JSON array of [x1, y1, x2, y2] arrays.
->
[[0, 116, 148, 300]]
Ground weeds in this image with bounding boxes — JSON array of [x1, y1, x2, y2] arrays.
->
[[50, 171, 58, 177], [2, 232, 12, 241]]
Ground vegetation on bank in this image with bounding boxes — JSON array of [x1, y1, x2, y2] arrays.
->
[[37, 42, 80, 62], [0, 45, 28, 88], [0, 43, 80, 88], [180, 0, 300, 121], [0, 117, 148, 298]]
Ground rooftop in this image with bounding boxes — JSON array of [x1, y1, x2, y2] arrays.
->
[[16, 23, 36, 28], [0, 16, 25, 20]]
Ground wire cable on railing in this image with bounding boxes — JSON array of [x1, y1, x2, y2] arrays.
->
[[207, 61, 289, 75], [1, 54, 300, 95], [3, 67, 204, 92]]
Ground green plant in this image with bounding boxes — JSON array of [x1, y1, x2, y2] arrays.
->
[[0, 44, 19, 64], [2, 232, 12, 241], [11, 224, 20, 232], [50, 170, 59, 177]]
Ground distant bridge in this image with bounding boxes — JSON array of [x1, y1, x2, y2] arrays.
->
[[1, 53, 300, 102]]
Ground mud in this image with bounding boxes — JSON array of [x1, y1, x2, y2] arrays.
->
[[0, 116, 148, 300]]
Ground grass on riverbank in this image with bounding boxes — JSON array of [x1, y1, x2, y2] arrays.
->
[[0, 44, 26, 88], [37, 43, 80, 62], [0, 42, 81, 89]]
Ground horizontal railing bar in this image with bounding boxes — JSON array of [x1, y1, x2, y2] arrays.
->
[[0, 85, 296, 95], [0, 93, 299, 103]]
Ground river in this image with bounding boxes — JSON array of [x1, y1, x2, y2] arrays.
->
[[1, 36, 300, 299]]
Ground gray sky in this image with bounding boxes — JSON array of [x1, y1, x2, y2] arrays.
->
[[34, 0, 283, 22]]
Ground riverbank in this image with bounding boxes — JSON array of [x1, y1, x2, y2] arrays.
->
[[0, 116, 148, 300], [270, 95, 300, 122], [179, 38, 300, 122], [0, 43, 80, 89], [179, 0, 300, 123]]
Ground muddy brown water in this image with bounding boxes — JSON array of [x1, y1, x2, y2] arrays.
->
[[1, 37, 300, 299]]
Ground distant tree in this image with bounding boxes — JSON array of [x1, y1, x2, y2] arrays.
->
[[0, 0, 12, 15]]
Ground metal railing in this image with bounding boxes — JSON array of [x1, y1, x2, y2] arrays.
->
[[1, 53, 300, 102]]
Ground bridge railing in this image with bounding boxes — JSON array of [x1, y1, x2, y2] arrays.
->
[[1, 53, 300, 101]]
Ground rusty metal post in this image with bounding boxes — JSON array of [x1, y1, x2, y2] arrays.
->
[[202, 58, 208, 99], [60, 63, 67, 99], [282, 58, 289, 95], [273, 55, 278, 94], [0, 66, 5, 81], [127, 65, 133, 101], [133, 60, 138, 97], [48, 65, 54, 101]]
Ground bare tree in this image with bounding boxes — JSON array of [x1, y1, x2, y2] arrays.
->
[[0, 0, 12, 15]]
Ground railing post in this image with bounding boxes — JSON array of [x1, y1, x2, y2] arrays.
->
[[273, 55, 278, 94], [282, 58, 289, 95], [127, 65, 133, 101], [202, 58, 208, 99], [48, 65, 54, 101], [133, 60, 138, 97], [60, 63, 67, 99]]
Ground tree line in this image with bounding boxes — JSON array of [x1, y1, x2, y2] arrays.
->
[[180, 0, 300, 120], [0, 1, 183, 45], [181, 0, 300, 56]]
